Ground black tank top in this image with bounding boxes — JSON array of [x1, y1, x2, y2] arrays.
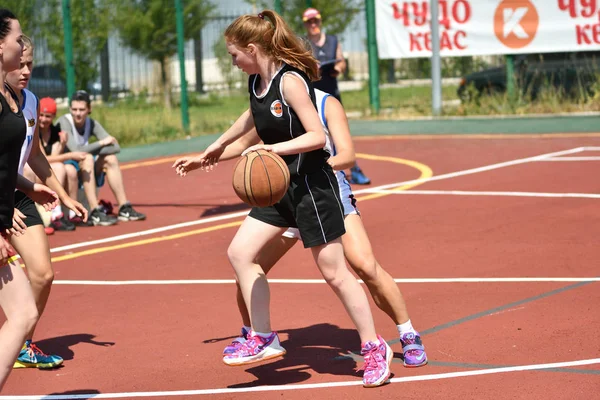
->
[[249, 64, 329, 177], [41, 124, 61, 156], [308, 34, 340, 99], [0, 86, 26, 229]]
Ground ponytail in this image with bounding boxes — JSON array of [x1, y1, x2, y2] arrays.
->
[[225, 9, 320, 81]]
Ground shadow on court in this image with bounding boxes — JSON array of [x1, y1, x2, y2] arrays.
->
[[205, 323, 366, 388], [35, 334, 115, 361], [113, 201, 250, 217], [42, 390, 101, 399]]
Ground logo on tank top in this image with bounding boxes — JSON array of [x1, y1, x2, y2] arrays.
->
[[28, 118, 35, 127], [270, 100, 283, 118]]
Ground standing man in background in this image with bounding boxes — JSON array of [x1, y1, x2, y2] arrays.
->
[[303, 7, 371, 185]]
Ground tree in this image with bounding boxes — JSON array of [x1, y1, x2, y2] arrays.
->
[[2, 0, 41, 37], [35, 0, 113, 95], [249, 0, 361, 36], [111, 0, 214, 108]]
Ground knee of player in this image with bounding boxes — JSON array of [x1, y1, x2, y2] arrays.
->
[[320, 268, 347, 289], [348, 253, 378, 281], [66, 165, 78, 180], [227, 243, 247, 267], [103, 154, 119, 168], [82, 154, 95, 168], [28, 265, 55, 287], [51, 162, 66, 177]]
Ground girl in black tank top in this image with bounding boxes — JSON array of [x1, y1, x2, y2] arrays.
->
[[249, 63, 329, 176], [173, 10, 390, 387], [0, 84, 26, 229]]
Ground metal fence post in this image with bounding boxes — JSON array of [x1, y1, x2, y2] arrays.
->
[[506, 54, 515, 102], [175, 0, 190, 133], [61, 0, 76, 100], [194, 30, 205, 94], [365, 0, 380, 114], [100, 42, 111, 101], [430, 0, 442, 116]]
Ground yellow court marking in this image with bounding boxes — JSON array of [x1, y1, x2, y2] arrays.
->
[[121, 156, 183, 170], [355, 153, 433, 202], [51, 221, 243, 263], [51, 153, 432, 263]]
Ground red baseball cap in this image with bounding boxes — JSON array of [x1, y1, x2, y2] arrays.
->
[[302, 8, 321, 22], [40, 97, 57, 114]]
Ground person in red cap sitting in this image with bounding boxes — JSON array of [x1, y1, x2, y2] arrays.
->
[[23, 97, 88, 231], [302, 7, 372, 185]]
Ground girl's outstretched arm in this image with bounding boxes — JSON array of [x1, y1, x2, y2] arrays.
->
[[173, 109, 255, 176]]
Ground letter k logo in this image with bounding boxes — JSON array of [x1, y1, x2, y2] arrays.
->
[[494, 0, 539, 49], [503, 7, 529, 39]]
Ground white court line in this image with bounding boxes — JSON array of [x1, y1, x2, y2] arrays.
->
[[49, 210, 251, 254], [48, 146, 586, 255], [2, 358, 598, 399], [51, 277, 600, 285], [358, 189, 600, 199], [583, 146, 600, 151], [540, 157, 600, 161]]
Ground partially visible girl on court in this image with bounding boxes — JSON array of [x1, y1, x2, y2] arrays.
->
[[217, 87, 428, 368], [0, 8, 59, 391], [173, 10, 392, 387], [5, 34, 88, 370]]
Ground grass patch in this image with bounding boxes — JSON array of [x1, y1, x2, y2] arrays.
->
[[449, 82, 600, 117]]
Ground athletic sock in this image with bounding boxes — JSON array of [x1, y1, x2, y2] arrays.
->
[[253, 331, 273, 339], [51, 205, 63, 220], [397, 319, 416, 336]]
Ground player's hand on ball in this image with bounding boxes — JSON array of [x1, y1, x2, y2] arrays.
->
[[241, 144, 275, 156]]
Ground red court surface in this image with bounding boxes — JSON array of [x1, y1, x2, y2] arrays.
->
[[1, 135, 599, 399]]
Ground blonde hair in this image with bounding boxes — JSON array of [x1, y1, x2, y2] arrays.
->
[[225, 9, 320, 81], [22, 34, 33, 52]]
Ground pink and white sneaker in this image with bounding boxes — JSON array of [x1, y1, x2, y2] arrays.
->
[[222, 330, 286, 366], [222, 327, 250, 356], [360, 335, 393, 387]]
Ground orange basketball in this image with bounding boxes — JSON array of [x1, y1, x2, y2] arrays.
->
[[232, 150, 290, 207]]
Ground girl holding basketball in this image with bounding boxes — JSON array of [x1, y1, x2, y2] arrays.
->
[[173, 10, 392, 387], [216, 88, 428, 368]]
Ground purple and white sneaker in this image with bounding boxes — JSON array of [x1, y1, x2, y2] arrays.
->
[[360, 335, 392, 387], [222, 327, 250, 356], [222, 330, 286, 366], [400, 331, 427, 367]]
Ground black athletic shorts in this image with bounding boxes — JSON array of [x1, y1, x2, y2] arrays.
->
[[14, 190, 43, 227], [249, 166, 346, 248]]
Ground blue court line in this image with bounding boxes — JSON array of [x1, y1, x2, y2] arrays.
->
[[389, 280, 596, 344], [336, 280, 597, 371]]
